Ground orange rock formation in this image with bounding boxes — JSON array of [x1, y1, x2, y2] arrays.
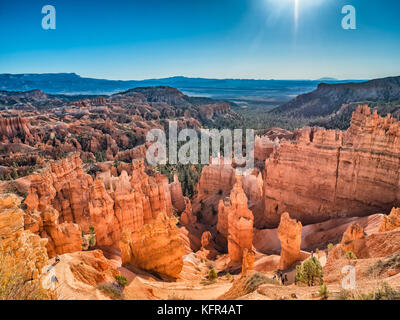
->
[[241, 248, 255, 277], [277, 212, 302, 270], [0, 116, 34, 142], [329, 220, 400, 260], [379, 207, 400, 232], [264, 106, 400, 227], [340, 223, 365, 254], [216, 176, 254, 262], [169, 174, 186, 213], [180, 197, 196, 225], [120, 212, 185, 278], [0, 194, 48, 280], [24, 154, 174, 256]]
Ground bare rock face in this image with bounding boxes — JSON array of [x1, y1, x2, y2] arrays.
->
[[169, 174, 186, 213], [120, 212, 185, 278], [193, 160, 237, 225], [194, 159, 265, 228], [327, 223, 366, 260], [277, 212, 302, 270], [254, 135, 279, 164], [201, 231, 213, 249], [242, 171, 264, 228], [379, 207, 400, 232], [341, 223, 365, 253], [241, 248, 255, 277], [196, 160, 236, 200], [0, 116, 34, 142], [329, 220, 400, 260], [24, 154, 174, 256], [68, 250, 118, 287], [264, 106, 400, 227], [242, 171, 263, 205], [216, 197, 231, 243], [0, 194, 48, 280], [222, 176, 254, 263], [40, 208, 82, 257], [197, 231, 218, 260], [180, 197, 196, 226]]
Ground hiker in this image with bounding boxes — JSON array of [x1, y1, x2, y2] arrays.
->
[[311, 250, 314, 258], [284, 274, 288, 283], [279, 272, 284, 285]]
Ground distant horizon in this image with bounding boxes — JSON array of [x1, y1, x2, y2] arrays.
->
[[0, 71, 378, 82]]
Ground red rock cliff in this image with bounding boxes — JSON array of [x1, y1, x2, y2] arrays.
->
[[25, 154, 174, 256], [264, 106, 400, 227]]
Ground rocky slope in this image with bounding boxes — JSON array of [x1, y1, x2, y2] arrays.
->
[[272, 76, 400, 118]]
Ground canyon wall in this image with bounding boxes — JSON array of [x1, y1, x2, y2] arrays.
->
[[264, 106, 400, 227]]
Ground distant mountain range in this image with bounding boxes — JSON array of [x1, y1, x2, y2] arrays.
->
[[0, 73, 362, 96]]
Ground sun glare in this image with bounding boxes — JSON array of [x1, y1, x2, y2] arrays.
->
[[265, 0, 325, 32]]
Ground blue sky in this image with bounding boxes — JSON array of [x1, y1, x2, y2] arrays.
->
[[0, 0, 399, 80]]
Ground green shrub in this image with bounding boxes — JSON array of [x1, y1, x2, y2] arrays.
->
[[88, 235, 96, 248], [12, 168, 19, 180], [318, 284, 329, 299], [208, 268, 218, 280], [97, 282, 124, 300], [114, 275, 128, 288], [245, 273, 279, 292], [345, 251, 357, 260], [360, 283, 400, 300], [366, 253, 400, 276], [327, 243, 334, 251], [335, 283, 400, 300], [89, 225, 95, 235], [113, 159, 121, 168], [337, 289, 352, 300], [295, 257, 324, 286]]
